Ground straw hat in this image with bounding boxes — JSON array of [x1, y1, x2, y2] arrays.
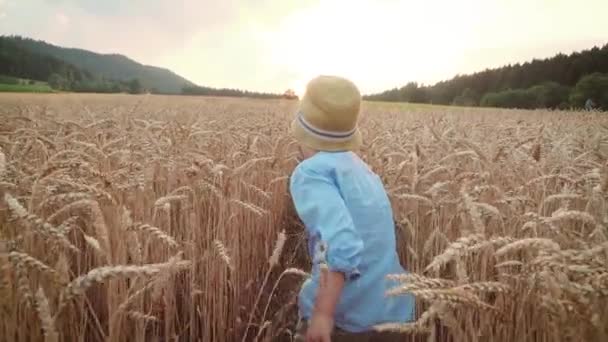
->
[[291, 75, 362, 152]]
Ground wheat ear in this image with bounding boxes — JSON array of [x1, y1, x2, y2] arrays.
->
[[129, 223, 179, 249], [57, 260, 190, 316], [4, 193, 78, 253], [9, 252, 60, 282], [35, 287, 59, 342]]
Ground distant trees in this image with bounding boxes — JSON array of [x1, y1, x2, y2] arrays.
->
[[128, 78, 143, 94], [398, 82, 429, 103], [480, 82, 572, 109], [452, 88, 481, 107], [283, 89, 298, 100], [366, 44, 608, 110], [0, 36, 88, 86], [477, 74, 608, 110], [481, 89, 536, 109], [182, 85, 283, 99], [68, 78, 145, 94], [569, 73, 608, 109], [528, 82, 571, 109], [3, 35, 190, 93], [48, 73, 68, 90]]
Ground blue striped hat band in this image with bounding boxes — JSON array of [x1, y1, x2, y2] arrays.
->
[[296, 111, 356, 142]]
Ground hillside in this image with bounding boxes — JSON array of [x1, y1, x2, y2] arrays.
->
[[366, 43, 608, 109], [0, 37, 94, 85], [3, 36, 194, 94]]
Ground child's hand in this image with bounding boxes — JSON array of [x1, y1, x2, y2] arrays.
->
[[306, 313, 334, 342]]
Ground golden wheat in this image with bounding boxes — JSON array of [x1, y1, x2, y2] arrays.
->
[[34, 287, 58, 342], [1, 94, 606, 342]]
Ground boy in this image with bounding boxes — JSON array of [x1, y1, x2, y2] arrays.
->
[[289, 75, 415, 342]]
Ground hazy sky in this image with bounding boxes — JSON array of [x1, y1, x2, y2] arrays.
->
[[1, 0, 606, 94]]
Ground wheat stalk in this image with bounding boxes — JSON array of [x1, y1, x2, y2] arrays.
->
[[34, 287, 59, 342], [129, 223, 179, 249], [269, 230, 286, 266], [57, 261, 191, 315], [230, 199, 269, 217], [213, 239, 234, 271], [241, 230, 287, 342], [460, 184, 485, 234], [545, 210, 596, 226], [454, 282, 511, 293], [395, 194, 434, 206], [374, 303, 439, 334], [426, 234, 484, 272], [154, 194, 188, 207], [127, 311, 159, 323], [495, 238, 561, 257], [11, 255, 34, 306], [9, 251, 60, 281], [0, 147, 6, 179], [410, 288, 496, 311], [4, 193, 78, 252]]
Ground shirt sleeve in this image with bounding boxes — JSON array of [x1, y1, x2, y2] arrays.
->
[[289, 163, 363, 281]]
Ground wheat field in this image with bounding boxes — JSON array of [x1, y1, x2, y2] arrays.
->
[[0, 93, 607, 342]]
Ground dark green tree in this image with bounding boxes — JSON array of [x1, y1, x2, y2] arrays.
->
[[480, 89, 536, 109], [0, 75, 19, 84], [452, 88, 480, 106], [569, 73, 608, 109], [128, 78, 143, 94], [48, 73, 67, 90], [528, 82, 571, 109]]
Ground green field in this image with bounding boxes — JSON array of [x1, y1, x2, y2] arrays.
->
[[0, 82, 54, 93], [0, 75, 54, 93]]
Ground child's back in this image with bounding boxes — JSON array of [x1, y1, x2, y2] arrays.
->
[[289, 75, 414, 340], [290, 151, 415, 332]]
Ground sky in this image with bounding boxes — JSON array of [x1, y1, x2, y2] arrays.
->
[[1, 0, 607, 95]]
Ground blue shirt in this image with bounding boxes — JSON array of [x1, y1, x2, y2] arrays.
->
[[289, 151, 415, 332]]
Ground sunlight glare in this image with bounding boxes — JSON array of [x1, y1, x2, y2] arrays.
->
[[264, 0, 478, 95]]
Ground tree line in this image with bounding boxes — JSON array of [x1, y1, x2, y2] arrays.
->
[[365, 44, 608, 110], [181, 85, 285, 99]]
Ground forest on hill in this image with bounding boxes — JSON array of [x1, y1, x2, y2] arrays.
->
[[0, 36, 168, 94], [365, 44, 608, 110], [0, 35, 285, 98], [4, 36, 194, 94]]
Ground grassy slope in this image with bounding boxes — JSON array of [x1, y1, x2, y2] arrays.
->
[[0, 83, 54, 93]]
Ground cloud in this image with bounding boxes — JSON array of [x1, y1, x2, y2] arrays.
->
[[1, 0, 240, 62]]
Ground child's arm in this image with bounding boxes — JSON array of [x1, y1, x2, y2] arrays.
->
[[315, 269, 345, 316], [307, 270, 345, 342]]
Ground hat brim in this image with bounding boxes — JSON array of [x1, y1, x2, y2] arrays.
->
[[291, 119, 362, 152]]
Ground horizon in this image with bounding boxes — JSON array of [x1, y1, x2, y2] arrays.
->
[[1, 0, 607, 95]]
